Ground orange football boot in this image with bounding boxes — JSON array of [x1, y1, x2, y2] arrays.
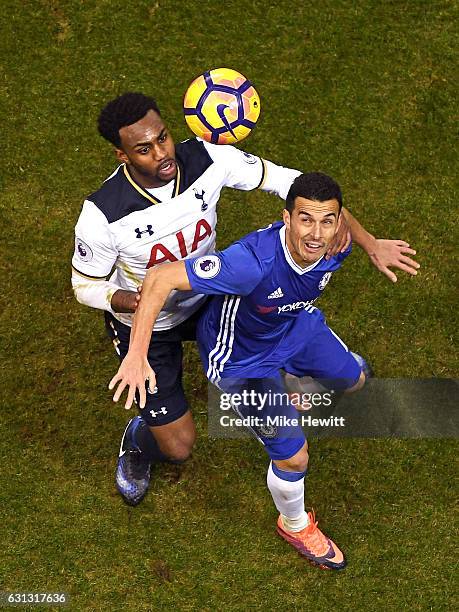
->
[[276, 511, 346, 570]]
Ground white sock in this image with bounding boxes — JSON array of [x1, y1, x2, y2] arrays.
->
[[281, 512, 309, 532], [267, 462, 309, 532]]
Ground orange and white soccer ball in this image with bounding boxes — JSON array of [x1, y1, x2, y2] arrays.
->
[[183, 68, 261, 144]]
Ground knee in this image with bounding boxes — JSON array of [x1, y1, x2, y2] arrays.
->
[[166, 445, 193, 463], [345, 370, 366, 394], [276, 442, 309, 473], [166, 453, 191, 465], [148, 413, 197, 463], [158, 434, 196, 463], [284, 450, 309, 473]]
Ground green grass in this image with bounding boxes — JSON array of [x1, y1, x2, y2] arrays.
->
[[0, 0, 457, 609]]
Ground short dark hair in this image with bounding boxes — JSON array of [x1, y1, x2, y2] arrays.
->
[[97, 92, 161, 148], [285, 172, 343, 214]]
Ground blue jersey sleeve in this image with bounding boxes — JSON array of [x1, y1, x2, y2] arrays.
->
[[185, 242, 264, 296]]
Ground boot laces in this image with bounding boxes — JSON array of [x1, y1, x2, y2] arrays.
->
[[300, 511, 330, 556]]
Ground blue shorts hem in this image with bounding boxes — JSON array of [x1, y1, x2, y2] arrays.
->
[[263, 435, 306, 461]]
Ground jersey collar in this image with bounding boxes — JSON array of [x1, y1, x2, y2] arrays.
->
[[279, 225, 324, 275], [123, 163, 181, 204]]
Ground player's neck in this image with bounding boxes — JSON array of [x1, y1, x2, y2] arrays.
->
[[285, 234, 307, 269], [289, 250, 308, 269]]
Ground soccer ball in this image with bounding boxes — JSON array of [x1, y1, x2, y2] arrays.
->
[[183, 68, 261, 145]]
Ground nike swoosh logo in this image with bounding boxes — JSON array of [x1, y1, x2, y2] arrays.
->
[[216, 104, 237, 138]]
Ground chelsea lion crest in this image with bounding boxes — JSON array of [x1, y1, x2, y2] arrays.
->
[[318, 272, 332, 290]]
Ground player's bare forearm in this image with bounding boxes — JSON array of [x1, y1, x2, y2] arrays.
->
[[340, 208, 376, 252], [128, 275, 172, 357], [109, 261, 191, 409], [129, 261, 191, 356], [327, 206, 373, 257]]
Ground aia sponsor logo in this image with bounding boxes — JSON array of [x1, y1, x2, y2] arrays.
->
[[146, 218, 212, 268]]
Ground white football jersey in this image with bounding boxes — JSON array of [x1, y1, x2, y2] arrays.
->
[[72, 138, 300, 330]]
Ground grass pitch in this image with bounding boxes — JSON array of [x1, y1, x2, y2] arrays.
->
[[0, 1, 457, 610]]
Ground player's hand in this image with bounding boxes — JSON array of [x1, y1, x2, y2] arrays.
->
[[368, 239, 420, 282], [111, 289, 142, 313], [133, 284, 142, 310], [108, 353, 156, 410], [326, 213, 351, 259]]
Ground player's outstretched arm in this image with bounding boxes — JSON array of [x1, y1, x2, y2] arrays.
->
[[338, 208, 420, 282], [109, 261, 191, 409]]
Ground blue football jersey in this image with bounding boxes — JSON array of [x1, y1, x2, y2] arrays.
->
[[184, 221, 351, 383]]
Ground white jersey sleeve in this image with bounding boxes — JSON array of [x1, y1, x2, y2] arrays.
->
[[258, 159, 302, 200], [202, 140, 264, 190], [202, 139, 301, 200], [71, 200, 121, 313]]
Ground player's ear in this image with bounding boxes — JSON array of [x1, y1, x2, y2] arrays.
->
[[115, 147, 129, 164], [282, 208, 291, 229], [334, 208, 342, 234]]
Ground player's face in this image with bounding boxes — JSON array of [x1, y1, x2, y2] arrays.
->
[[283, 197, 340, 266], [116, 110, 176, 188]]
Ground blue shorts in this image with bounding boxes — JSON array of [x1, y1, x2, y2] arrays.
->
[[281, 311, 362, 389], [218, 376, 307, 461], [204, 310, 362, 461]]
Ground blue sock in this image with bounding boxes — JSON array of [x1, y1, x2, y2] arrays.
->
[[271, 462, 308, 481]]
